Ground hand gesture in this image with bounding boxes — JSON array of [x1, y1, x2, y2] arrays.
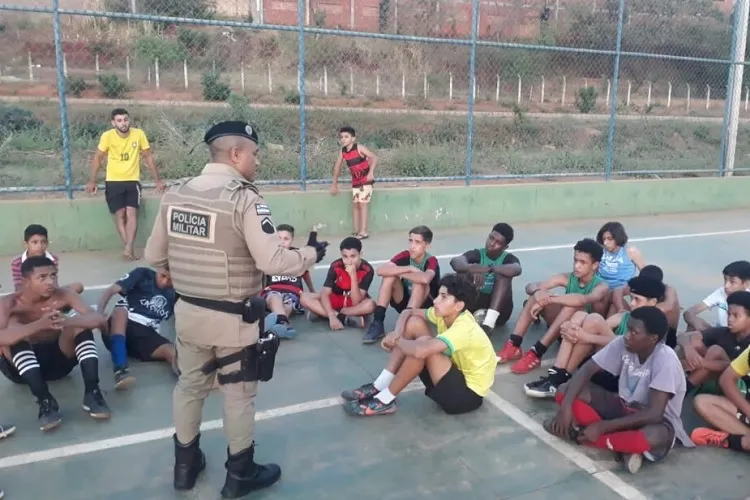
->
[[38, 307, 63, 331], [381, 331, 400, 351], [533, 289, 551, 307], [684, 347, 704, 371]]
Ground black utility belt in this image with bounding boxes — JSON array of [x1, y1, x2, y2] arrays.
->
[[180, 295, 265, 325]]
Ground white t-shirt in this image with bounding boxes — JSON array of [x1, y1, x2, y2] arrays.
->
[[703, 287, 750, 327]]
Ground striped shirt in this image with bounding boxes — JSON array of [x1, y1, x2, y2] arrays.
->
[[11, 251, 59, 289]]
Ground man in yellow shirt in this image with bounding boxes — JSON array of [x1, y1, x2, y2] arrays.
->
[[87, 108, 165, 260], [341, 273, 497, 416]]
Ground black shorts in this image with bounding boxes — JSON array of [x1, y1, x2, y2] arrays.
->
[[390, 282, 434, 313], [418, 363, 483, 415], [102, 318, 170, 362], [0, 340, 77, 384], [587, 382, 676, 462], [105, 181, 141, 213], [665, 327, 677, 349]]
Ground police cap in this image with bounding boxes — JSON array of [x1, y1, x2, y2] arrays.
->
[[204, 121, 258, 145]]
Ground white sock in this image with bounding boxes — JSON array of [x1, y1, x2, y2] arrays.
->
[[373, 369, 395, 391], [375, 388, 396, 404], [483, 309, 500, 328]]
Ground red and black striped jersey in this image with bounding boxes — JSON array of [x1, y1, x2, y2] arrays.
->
[[341, 144, 372, 188], [323, 258, 375, 295]]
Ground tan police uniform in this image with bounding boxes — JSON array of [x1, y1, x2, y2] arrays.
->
[[144, 122, 319, 497]]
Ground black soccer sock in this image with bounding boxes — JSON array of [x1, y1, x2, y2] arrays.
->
[[74, 330, 100, 393], [373, 306, 387, 323], [10, 342, 51, 401], [276, 314, 289, 325], [509, 334, 523, 347], [531, 341, 547, 357], [549, 367, 571, 384], [727, 434, 745, 451]]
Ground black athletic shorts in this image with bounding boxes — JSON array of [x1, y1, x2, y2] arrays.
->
[[418, 363, 483, 415], [390, 283, 434, 313], [587, 382, 676, 462], [102, 318, 170, 362], [0, 340, 77, 384], [105, 180, 141, 213]]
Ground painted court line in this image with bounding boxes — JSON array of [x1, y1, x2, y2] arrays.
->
[[484, 391, 649, 500], [41, 228, 750, 293], [0, 383, 425, 470]]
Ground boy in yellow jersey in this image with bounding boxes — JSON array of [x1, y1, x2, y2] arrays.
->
[[341, 273, 497, 416], [87, 108, 165, 260]]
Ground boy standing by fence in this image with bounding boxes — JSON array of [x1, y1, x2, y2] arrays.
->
[[330, 126, 378, 240]]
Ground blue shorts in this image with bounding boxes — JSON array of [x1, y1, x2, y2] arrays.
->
[[263, 290, 304, 314]]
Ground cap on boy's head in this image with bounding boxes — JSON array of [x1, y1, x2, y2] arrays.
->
[[627, 276, 665, 300], [630, 306, 669, 340], [204, 121, 258, 145], [24, 224, 48, 242], [639, 265, 663, 282]]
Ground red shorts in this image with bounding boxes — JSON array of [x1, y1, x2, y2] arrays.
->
[[328, 293, 353, 311]]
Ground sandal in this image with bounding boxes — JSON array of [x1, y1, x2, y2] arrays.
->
[[355, 233, 369, 240]]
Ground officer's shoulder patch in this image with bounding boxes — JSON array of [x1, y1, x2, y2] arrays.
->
[[167, 205, 216, 243], [255, 203, 271, 216], [225, 179, 259, 194], [260, 217, 275, 235]]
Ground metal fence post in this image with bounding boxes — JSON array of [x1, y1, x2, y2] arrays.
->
[[297, 0, 308, 191], [464, 0, 480, 187], [52, 0, 73, 199], [604, 0, 626, 181], [718, 0, 749, 177]]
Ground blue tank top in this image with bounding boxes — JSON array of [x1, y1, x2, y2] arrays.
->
[[598, 245, 636, 289]]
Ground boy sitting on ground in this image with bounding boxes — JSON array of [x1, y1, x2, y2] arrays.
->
[[363, 226, 441, 344], [683, 260, 750, 333], [525, 274, 666, 399], [609, 265, 680, 347], [262, 224, 316, 339], [341, 273, 496, 417], [449, 223, 522, 335], [96, 266, 178, 389], [497, 238, 609, 375], [300, 236, 375, 330], [11, 224, 84, 295], [680, 291, 750, 394], [545, 306, 694, 474], [690, 338, 750, 453]]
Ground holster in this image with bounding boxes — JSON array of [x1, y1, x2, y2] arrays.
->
[[200, 308, 281, 384]]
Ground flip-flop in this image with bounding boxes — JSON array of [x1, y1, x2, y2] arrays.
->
[[356, 233, 369, 240]]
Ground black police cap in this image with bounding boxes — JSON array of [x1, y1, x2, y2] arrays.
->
[[204, 121, 259, 145]]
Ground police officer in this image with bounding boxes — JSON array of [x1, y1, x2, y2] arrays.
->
[[144, 121, 327, 498]]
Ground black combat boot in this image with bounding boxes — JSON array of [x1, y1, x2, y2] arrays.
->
[[220, 443, 281, 498], [173, 433, 206, 490]]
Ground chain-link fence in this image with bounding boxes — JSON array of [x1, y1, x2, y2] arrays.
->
[[0, 0, 748, 197]]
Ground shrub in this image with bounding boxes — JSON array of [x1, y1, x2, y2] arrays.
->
[[98, 74, 128, 98], [201, 72, 231, 101], [575, 87, 597, 114]]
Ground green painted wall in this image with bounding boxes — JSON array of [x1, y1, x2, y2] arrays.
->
[[1, 177, 747, 256]]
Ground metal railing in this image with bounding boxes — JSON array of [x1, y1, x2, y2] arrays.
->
[[0, 0, 748, 198]]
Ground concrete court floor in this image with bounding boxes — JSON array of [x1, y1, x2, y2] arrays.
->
[[0, 210, 749, 500]]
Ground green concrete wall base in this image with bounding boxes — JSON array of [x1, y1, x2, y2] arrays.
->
[[0, 178, 747, 256]]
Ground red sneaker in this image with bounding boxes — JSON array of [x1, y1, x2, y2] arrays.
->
[[691, 427, 730, 448], [496, 341, 522, 364], [511, 350, 542, 374]]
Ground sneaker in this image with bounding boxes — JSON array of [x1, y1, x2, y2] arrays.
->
[[341, 382, 379, 402], [114, 367, 136, 390], [624, 453, 643, 474], [496, 340, 522, 364], [83, 389, 112, 419], [524, 375, 558, 399], [481, 324, 493, 336], [511, 350, 542, 374], [270, 322, 296, 340], [690, 427, 730, 448], [345, 316, 366, 329], [362, 320, 385, 344], [0, 422, 16, 439], [38, 397, 62, 432], [343, 397, 397, 417]]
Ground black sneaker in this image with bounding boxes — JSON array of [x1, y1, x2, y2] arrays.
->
[[524, 375, 558, 399], [362, 320, 385, 344], [83, 389, 112, 419], [38, 397, 62, 432], [481, 324, 493, 336], [114, 367, 136, 390]]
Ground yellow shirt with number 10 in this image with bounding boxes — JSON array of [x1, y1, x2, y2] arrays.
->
[[97, 128, 151, 182]]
